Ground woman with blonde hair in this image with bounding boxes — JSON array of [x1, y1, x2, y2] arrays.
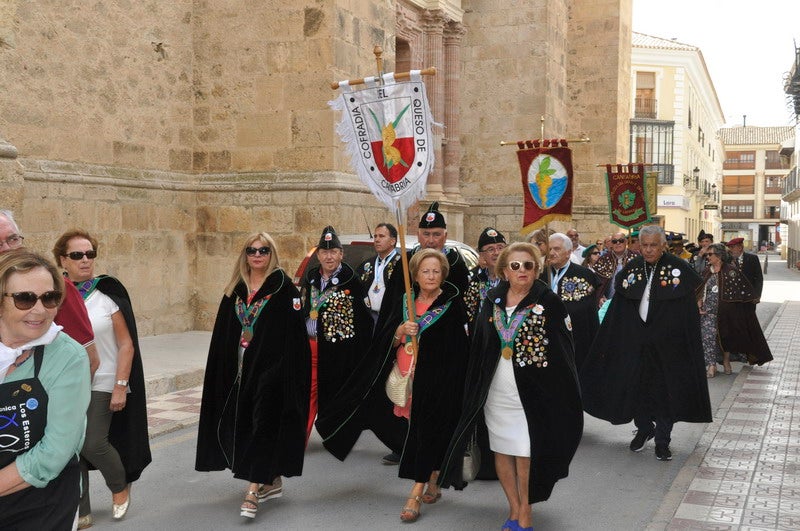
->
[[439, 242, 583, 531], [195, 232, 310, 521]]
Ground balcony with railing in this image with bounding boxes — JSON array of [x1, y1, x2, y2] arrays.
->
[[784, 167, 800, 202], [634, 97, 657, 119]]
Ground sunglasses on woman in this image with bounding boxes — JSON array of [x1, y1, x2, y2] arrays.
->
[[3, 291, 63, 310], [508, 260, 535, 271], [65, 250, 97, 260], [245, 246, 271, 256]]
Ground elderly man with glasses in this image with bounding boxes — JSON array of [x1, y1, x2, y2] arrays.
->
[[594, 231, 639, 302], [464, 227, 507, 326], [0, 210, 99, 377]]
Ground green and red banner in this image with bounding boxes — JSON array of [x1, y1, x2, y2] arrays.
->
[[517, 139, 574, 233], [605, 163, 651, 228]]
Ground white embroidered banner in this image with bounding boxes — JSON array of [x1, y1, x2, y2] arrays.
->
[[329, 71, 434, 213]]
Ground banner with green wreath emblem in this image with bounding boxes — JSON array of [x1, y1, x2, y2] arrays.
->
[[604, 163, 651, 229]]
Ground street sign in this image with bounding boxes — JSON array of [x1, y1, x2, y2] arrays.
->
[[703, 204, 719, 210]]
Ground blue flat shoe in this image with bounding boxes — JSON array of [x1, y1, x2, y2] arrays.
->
[[502, 519, 519, 531]]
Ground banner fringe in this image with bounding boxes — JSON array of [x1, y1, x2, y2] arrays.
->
[[327, 80, 434, 214], [520, 213, 573, 235]]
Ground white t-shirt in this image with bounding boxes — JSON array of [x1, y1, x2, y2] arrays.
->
[[85, 290, 121, 393]]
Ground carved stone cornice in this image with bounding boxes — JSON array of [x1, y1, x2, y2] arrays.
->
[[443, 21, 466, 42], [421, 9, 449, 34]]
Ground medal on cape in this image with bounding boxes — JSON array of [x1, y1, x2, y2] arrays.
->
[[240, 329, 253, 348], [309, 285, 335, 322], [235, 294, 271, 348], [404, 342, 414, 355], [493, 303, 533, 362], [373, 282, 381, 293]]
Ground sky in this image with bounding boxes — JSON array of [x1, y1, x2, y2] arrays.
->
[[633, 0, 800, 127]]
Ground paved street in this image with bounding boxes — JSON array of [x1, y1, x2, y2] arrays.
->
[[81, 258, 800, 530]]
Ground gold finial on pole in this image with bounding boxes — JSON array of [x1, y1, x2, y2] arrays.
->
[[540, 115, 545, 140]]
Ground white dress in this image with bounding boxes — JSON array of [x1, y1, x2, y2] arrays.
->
[[483, 305, 531, 457]]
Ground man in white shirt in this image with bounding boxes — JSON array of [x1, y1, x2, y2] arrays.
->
[[566, 228, 585, 265]]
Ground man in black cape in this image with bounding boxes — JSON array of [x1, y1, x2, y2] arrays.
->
[[542, 232, 600, 371], [410, 202, 470, 296], [726, 237, 763, 301], [580, 225, 711, 461], [300, 226, 374, 440], [355, 222, 404, 328]]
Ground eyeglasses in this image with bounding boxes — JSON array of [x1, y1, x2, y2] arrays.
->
[[3, 291, 63, 310], [1, 234, 24, 249], [245, 246, 271, 256], [508, 260, 535, 271], [480, 244, 506, 254], [65, 250, 97, 260], [611, 238, 626, 244]]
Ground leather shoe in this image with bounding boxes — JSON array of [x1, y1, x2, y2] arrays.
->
[[112, 486, 131, 520]]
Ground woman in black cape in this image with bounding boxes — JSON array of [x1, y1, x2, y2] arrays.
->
[[195, 232, 310, 521], [439, 242, 583, 531], [318, 248, 469, 523]]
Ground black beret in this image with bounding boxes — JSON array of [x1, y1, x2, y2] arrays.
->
[[419, 201, 446, 229], [318, 225, 342, 250], [478, 227, 506, 250]]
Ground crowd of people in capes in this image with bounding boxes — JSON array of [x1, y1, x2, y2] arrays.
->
[[0, 204, 771, 531], [194, 201, 771, 530]]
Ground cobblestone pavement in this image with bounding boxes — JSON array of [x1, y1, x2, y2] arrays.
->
[[665, 301, 800, 530], [147, 386, 202, 438]]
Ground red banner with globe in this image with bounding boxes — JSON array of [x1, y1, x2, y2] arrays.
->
[[516, 140, 574, 232], [605, 163, 651, 228]]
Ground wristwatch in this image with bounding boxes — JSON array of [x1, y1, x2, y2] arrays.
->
[[115, 379, 129, 387]]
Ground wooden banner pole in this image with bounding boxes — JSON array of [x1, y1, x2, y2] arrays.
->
[[394, 202, 419, 362]]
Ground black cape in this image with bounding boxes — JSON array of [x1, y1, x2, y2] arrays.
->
[[701, 263, 773, 366], [439, 280, 583, 504], [737, 252, 763, 300], [94, 276, 152, 483], [541, 262, 600, 370], [300, 262, 373, 415], [195, 269, 311, 482], [356, 251, 405, 329], [580, 253, 712, 425]]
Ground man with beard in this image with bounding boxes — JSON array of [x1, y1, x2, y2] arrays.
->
[[580, 225, 711, 460]]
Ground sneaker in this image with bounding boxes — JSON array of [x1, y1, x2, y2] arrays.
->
[[77, 515, 93, 530], [629, 430, 654, 452], [655, 444, 672, 461], [382, 452, 401, 465], [257, 477, 282, 502]]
